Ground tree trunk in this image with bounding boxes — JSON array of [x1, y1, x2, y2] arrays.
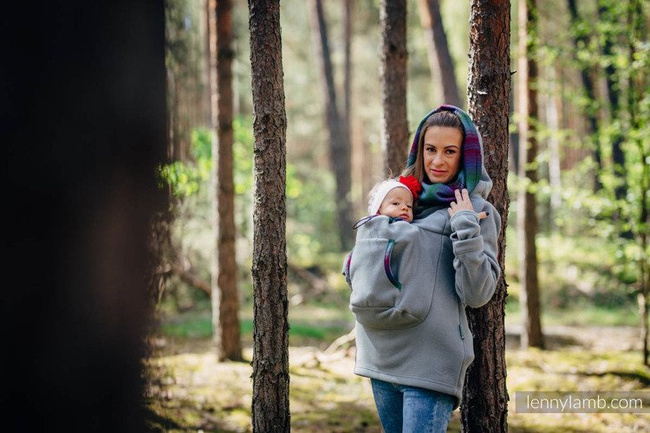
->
[[626, 0, 650, 367], [462, 1, 511, 431], [380, 0, 409, 177], [566, 0, 602, 190], [417, 0, 462, 108], [517, 0, 543, 350], [545, 65, 562, 227], [309, 0, 354, 250], [209, 0, 243, 362], [248, 0, 290, 431], [4, 1, 167, 430], [598, 1, 626, 201], [343, 0, 352, 148]]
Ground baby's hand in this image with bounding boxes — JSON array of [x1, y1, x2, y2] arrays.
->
[[448, 188, 488, 220]]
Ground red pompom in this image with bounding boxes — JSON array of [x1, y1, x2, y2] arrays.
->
[[399, 175, 422, 201]]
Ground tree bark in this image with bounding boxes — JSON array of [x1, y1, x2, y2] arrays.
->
[[309, 0, 354, 250], [248, 0, 290, 431], [462, 1, 511, 431], [210, 0, 243, 362], [380, 0, 409, 177], [566, 0, 602, 190], [417, 0, 463, 108], [517, 0, 543, 350]]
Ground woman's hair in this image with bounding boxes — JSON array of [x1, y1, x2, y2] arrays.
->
[[402, 111, 464, 183]]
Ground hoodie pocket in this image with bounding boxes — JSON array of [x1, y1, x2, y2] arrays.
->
[[349, 236, 433, 330]]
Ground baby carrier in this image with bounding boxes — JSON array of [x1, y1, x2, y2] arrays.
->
[[343, 215, 432, 330]]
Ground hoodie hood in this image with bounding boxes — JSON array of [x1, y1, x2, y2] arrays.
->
[[405, 105, 493, 217]]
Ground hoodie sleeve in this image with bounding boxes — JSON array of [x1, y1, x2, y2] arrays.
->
[[449, 202, 501, 308]]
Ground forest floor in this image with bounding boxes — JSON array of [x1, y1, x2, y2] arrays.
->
[[144, 323, 650, 433]]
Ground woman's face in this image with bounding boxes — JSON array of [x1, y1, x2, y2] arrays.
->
[[422, 126, 463, 184]]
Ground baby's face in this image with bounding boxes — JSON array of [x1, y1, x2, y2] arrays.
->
[[378, 187, 414, 222]]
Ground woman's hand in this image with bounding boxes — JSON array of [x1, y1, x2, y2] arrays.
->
[[448, 188, 487, 220]]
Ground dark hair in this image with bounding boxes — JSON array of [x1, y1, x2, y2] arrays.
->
[[402, 111, 464, 183]]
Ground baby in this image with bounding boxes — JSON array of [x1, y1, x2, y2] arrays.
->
[[344, 175, 425, 329], [367, 176, 421, 223]]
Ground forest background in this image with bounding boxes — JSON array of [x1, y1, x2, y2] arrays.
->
[[148, 0, 649, 432]]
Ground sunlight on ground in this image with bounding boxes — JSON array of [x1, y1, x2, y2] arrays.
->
[[145, 325, 650, 433]]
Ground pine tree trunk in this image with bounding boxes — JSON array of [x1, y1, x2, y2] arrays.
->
[[626, 0, 650, 367], [380, 0, 409, 177], [598, 2, 626, 201], [342, 0, 352, 147], [545, 66, 562, 225], [248, 0, 290, 431], [462, 1, 511, 431], [567, 0, 602, 190], [210, 0, 243, 362], [517, 0, 543, 350], [309, 0, 354, 250], [417, 0, 462, 108]]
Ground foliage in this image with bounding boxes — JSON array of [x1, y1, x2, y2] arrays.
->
[[157, 114, 348, 312], [507, 0, 649, 337]]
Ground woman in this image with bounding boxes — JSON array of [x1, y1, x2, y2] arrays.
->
[[352, 105, 501, 432]]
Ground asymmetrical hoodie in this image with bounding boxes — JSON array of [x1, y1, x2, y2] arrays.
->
[[344, 105, 501, 408]]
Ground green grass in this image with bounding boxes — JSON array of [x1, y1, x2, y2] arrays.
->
[[505, 299, 642, 327], [158, 306, 354, 347]]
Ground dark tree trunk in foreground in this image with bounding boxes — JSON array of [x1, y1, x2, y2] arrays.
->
[[417, 0, 462, 108], [380, 0, 409, 177], [3, 2, 167, 431], [517, 0, 543, 350], [462, 1, 511, 431], [248, 0, 290, 431], [210, 0, 243, 362], [310, 0, 354, 250]]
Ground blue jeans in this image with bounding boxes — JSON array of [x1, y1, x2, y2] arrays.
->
[[370, 379, 455, 433]]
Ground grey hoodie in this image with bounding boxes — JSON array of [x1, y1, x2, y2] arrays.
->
[[344, 170, 501, 408]]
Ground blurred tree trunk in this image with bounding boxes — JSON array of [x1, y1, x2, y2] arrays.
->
[[309, 0, 354, 250], [598, 1, 626, 201], [343, 0, 352, 148], [209, 0, 243, 362], [380, 0, 409, 177], [248, 0, 290, 431], [461, 1, 511, 431], [626, 0, 649, 367], [545, 66, 562, 228], [517, 0, 543, 350], [165, 0, 205, 162], [4, 1, 167, 430], [567, 0, 602, 190], [417, 0, 462, 108]]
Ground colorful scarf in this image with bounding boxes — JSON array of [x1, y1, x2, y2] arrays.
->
[[405, 104, 483, 217]]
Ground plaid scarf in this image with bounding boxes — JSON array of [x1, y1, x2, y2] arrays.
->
[[405, 105, 483, 218]]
